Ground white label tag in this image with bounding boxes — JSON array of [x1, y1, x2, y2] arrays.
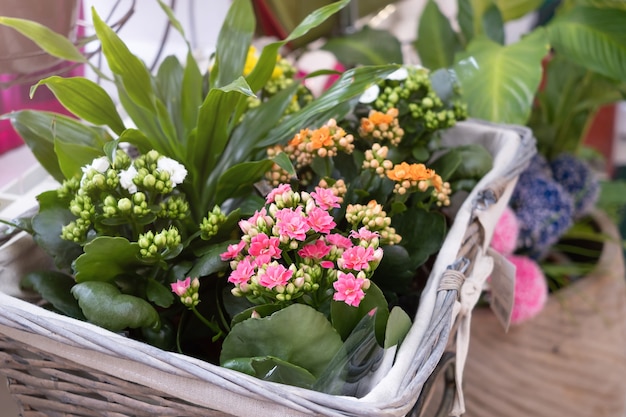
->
[[486, 248, 516, 332]]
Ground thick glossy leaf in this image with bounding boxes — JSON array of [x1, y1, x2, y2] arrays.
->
[[31, 191, 82, 270], [415, 0, 462, 70], [0, 17, 86, 63], [31, 76, 125, 134], [569, 0, 626, 9], [454, 30, 549, 124], [92, 9, 155, 111], [188, 241, 232, 278], [146, 278, 174, 308], [323, 26, 403, 67], [222, 356, 317, 388], [53, 140, 104, 180], [211, 0, 255, 88], [260, 65, 400, 148], [482, 4, 505, 44], [117, 128, 153, 153], [447, 144, 494, 180], [5, 111, 110, 182], [221, 304, 343, 378], [547, 7, 626, 83], [393, 209, 447, 269], [72, 281, 160, 332], [74, 236, 141, 283], [330, 282, 389, 344], [384, 306, 412, 348], [215, 160, 275, 205], [21, 271, 85, 320], [286, 0, 349, 42]]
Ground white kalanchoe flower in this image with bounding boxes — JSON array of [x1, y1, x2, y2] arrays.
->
[[359, 84, 380, 104], [386, 67, 409, 81], [80, 156, 110, 185], [119, 165, 139, 194], [157, 157, 188, 186]]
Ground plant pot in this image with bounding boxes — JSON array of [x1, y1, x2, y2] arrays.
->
[[0, 120, 535, 417], [463, 210, 626, 417]]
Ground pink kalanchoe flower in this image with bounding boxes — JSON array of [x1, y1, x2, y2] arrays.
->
[[171, 277, 191, 296], [311, 186, 340, 210], [326, 233, 353, 249], [275, 206, 310, 241], [338, 245, 376, 271], [265, 183, 292, 204], [239, 207, 273, 234], [258, 263, 293, 289], [298, 239, 331, 260], [306, 206, 336, 234], [333, 271, 366, 307], [248, 233, 282, 266], [350, 227, 379, 242], [220, 240, 247, 261], [321, 260, 335, 269], [228, 257, 256, 285]]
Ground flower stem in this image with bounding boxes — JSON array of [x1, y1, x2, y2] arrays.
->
[[191, 306, 224, 340]]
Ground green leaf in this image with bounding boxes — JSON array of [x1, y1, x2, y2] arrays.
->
[[31, 76, 125, 135], [286, 0, 350, 42], [181, 51, 204, 139], [155, 56, 185, 141], [21, 271, 85, 320], [222, 356, 317, 389], [330, 282, 389, 344], [72, 281, 160, 332], [271, 152, 297, 178], [117, 128, 153, 153], [323, 26, 403, 67], [415, 0, 462, 70], [211, 0, 255, 88], [215, 160, 275, 205], [384, 306, 413, 348], [220, 304, 343, 378], [447, 144, 494, 180], [4, 111, 110, 182], [188, 241, 231, 278], [74, 237, 141, 283], [494, 0, 543, 21], [146, 279, 174, 308], [547, 6, 626, 83], [0, 17, 86, 63], [454, 30, 549, 124], [92, 8, 156, 111], [393, 209, 447, 269], [458, 0, 474, 44], [482, 4, 505, 44]]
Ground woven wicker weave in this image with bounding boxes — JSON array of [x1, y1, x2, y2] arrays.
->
[[0, 120, 535, 417]]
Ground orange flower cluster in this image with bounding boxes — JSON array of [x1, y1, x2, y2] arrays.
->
[[358, 108, 404, 146], [386, 162, 451, 206]]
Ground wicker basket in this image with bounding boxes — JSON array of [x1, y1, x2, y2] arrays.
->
[[0, 120, 535, 417], [463, 210, 626, 417]]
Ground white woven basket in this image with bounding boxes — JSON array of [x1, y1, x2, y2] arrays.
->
[[0, 119, 535, 417]]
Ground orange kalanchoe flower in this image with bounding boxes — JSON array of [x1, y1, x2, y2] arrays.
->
[[359, 108, 404, 145], [309, 126, 333, 150]]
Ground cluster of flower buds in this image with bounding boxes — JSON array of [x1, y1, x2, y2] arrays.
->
[[345, 200, 402, 245], [220, 184, 385, 308], [171, 277, 200, 308], [138, 226, 182, 260], [58, 148, 190, 245], [386, 162, 452, 206], [362, 143, 394, 178], [358, 108, 405, 146], [200, 205, 227, 240]]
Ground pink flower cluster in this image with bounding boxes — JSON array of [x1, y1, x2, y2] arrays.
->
[[220, 184, 384, 307]]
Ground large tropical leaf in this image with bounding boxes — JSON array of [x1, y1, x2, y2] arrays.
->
[[323, 26, 403, 67], [454, 30, 549, 124], [415, 0, 462, 70], [546, 6, 626, 83], [494, 0, 543, 21]]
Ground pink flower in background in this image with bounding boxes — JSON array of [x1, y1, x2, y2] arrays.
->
[[349, 227, 379, 242], [171, 277, 191, 296], [491, 206, 520, 255], [220, 240, 246, 261], [311, 186, 340, 210], [333, 272, 365, 307], [326, 233, 353, 249], [275, 207, 310, 241], [338, 246, 376, 271], [266, 183, 292, 204], [307, 206, 336, 234], [258, 263, 293, 289], [248, 233, 281, 265], [228, 257, 256, 285], [508, 254, 548, 325], [298, 239, 331, 260]]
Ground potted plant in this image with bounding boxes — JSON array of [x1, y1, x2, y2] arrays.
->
[[0, 1, 533, 416]]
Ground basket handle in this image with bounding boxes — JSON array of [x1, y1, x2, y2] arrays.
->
[[409, 351, 457, 417]]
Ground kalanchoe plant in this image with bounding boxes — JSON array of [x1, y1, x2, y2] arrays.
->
[[0, 0, 486, 394]]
